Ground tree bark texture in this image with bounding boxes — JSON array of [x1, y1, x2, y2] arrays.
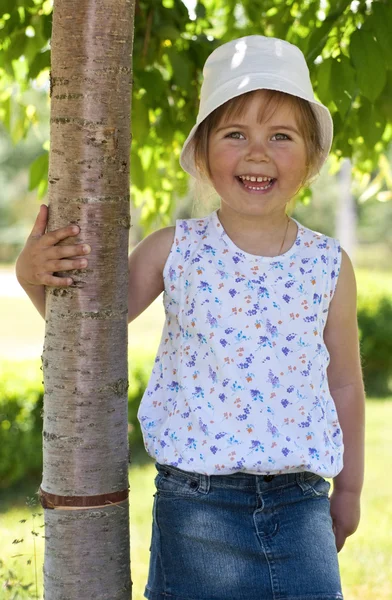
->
[[41, 1, 135, 598]]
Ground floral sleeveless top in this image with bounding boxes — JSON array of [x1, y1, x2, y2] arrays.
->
[[137, 211, 343, 477]]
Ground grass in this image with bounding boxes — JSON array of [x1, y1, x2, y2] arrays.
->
[[1, 400, 391, 599]]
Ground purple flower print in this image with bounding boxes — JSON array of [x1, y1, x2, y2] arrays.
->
[[282, 347, 290, 356], [300, 361, 312, 377], [208, 365, 218, 383], [203, 244, 216, 255], [219, 393, 226, 402], [285, 280, 295, 288], [169, 266, 177, 282], [167, 381, 180, 392], [313, 293, 321, 304], [282, 447, 290, 457], [304, 314, 317, 322], [258, 286, 269, 298], [222, 378, 230, 387], [229, 288, 237, 298], [198, 417, 208, 434], [198, 281, 212, 292], [266, 320, 278, 338], [191, 254, 202, 265], [210, 445, 218, 454], [299, 416, 312, 428], [281, 399, 289, 408], [225, 327, 234, 335], [308, 447, 320, 459], [232, 255, 241, 264], [250, 440, 264, 452], [179, 221, 190, 234], [235, 275, 246, 282], [287, 386, 294, 393], [220, 338, 228, 347], [206, 310, 218, 328], [184, 249, 191, 261], [186, 437, 196, 449], [286, 333, 296, 341], [267, 369, 280, 388], [250, 389, 264, 402], [267, 419, 279, 437], [186, 352, 197, 367], [215, 432, 227, 440], [283, 295, 291, 303]]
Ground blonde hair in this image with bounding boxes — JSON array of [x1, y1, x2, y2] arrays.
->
[[193, 89, 323, 193]]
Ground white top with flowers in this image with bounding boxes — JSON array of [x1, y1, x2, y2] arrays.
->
[[137, 210, 344, 477]]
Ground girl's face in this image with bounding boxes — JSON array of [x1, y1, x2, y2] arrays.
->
[[208, 90, 308, 219]]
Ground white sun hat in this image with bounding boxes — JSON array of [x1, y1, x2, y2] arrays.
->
[[180, 35, 333, 180]]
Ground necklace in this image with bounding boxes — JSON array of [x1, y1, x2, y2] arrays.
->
[[278, 216, 290, 255]]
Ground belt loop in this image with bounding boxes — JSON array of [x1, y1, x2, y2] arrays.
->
[[198, 472, 210, 494]]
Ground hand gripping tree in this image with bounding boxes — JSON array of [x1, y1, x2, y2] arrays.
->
[[38, 0, 135, 597]]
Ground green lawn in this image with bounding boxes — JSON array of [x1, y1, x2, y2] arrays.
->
[[1, 400, 391, 600]]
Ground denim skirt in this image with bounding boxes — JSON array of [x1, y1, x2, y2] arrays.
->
[[144, 463, 343, 600]]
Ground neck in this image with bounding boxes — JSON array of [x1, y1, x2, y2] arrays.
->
[[216, 206, 293, 257]]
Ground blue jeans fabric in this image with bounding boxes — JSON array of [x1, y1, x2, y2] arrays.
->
[[144, 463, 343, 600]]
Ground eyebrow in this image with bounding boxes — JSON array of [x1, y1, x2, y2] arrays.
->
[[215, 123, 301, 135]]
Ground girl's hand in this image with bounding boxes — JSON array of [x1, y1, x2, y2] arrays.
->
[[329, 488, 361, 552], [15, 204, 91, 288]]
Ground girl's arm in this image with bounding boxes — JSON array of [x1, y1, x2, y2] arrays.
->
[[127, 226, 175, 323], [324, 249, 366, 552]]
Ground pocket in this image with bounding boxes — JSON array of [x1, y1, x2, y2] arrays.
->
[[155, 465, 201, 497], [298, 474, 331, 498]]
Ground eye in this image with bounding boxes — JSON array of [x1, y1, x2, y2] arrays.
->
[[225, 131, 245, 140], [271, 133, 290, 141]]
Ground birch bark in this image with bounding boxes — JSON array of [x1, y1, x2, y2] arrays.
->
[[41, 1, 135, 597]]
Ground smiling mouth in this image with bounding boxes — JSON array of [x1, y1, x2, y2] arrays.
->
[[236, 175, 276, 191]]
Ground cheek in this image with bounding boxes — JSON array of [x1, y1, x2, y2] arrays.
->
[[209, 145, 239, 176]]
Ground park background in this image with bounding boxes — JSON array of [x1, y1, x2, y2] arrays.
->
[[1, 0, 392, 598]]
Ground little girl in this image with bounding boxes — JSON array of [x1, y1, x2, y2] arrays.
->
[[17, 36, 365, 600]]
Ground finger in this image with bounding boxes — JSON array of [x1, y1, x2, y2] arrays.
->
[[47, 243, 91, 260], [30, 205, 49, 238], [42, 224, 81, 248], [48, 258, 88, 272], [42, 273, 75, 287]]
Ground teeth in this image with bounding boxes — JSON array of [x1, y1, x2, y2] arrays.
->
[[239, 175, 272, 182]]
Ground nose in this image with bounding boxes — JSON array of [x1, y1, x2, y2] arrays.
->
[[246, 139, 270, 163]]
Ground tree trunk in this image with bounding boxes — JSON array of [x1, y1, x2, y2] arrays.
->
[[40, 1, 135, 598]]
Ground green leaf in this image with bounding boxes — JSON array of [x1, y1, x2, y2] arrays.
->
[[330, 56, 356, 119], [350, 29, 386, 102], [378, 71, 392, 122], [195, 3, 207, 19], [166, 48, 193, 91], [358, 98, 386, 148], [315, 58, 333, 106], [130, 148, 145, 191], [364, 3, 392, 64], [29, 152, 48, 191], [28, 49, 50, 80], [132, 96, 149, 141]]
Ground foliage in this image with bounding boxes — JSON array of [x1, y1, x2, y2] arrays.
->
[[0, 0, 391, 228], [0, 356, 153, 489], [357, 295, 392, 396]]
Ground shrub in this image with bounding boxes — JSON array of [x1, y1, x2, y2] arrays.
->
[[357, 293, 392, 396], [0, 357, 153, 490]]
